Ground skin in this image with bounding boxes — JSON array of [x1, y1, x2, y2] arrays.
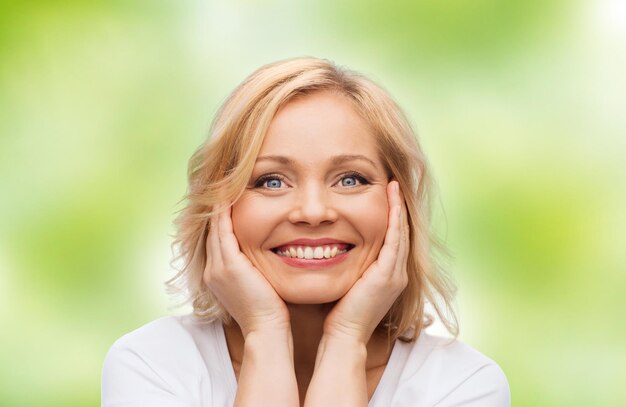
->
[[204, 91, 410, 406]]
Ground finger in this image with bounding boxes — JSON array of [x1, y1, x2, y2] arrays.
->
[[394, 197, 410, 279], [375, 181, 403, 269], [388, 179, 403, 210], [208, 204, 223, 271], [217, 204, 248, 268], [396, 189, 410, 267]]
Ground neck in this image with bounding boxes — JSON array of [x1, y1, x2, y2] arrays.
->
[[287, 302, 334, 367]]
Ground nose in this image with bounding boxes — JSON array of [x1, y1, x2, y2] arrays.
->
[[287, 183, 338, 226]]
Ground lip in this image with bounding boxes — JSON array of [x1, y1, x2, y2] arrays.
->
[[272, 249, 351, 269]]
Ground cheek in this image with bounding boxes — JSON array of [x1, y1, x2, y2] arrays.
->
[[231, 196, 257, 250], [231, 194, 280, 251], [368, 195, 390, 247], [342, 189, 389, 246]]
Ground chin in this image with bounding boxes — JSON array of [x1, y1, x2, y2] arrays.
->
[[277, 285, 348, 305]]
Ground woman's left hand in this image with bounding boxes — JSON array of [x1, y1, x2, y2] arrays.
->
[[322, 180, 410, 345]]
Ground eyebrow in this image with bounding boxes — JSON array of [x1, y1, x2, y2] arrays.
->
[[256, 154, 379, 169], [255, 155, 293, 165], [331, 154, 378, 168]]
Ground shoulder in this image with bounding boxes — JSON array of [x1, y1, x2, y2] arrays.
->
[[104, 315, 212, 372], [108, 315, 208, 353], [394, 334, 510, 406], [102, 315, 229, 406]]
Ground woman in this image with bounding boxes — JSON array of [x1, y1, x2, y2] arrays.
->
[[102, 57, 510, 406]]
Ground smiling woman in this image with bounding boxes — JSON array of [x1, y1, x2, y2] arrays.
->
[[232, 92, 389, 305], [102, 57, 510, 406]]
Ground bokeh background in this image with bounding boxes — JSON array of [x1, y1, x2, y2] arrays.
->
[[1, 0, 625, 406]]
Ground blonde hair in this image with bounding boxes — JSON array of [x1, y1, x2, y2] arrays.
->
[[167, 57, 458, 342]]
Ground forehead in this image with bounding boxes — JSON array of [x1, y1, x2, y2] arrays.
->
[[258, 91, 382, 167]]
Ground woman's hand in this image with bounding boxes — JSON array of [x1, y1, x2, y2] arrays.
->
[[204, 204, 290, 338], [206, 205, 299, 406], [323, 181, 410, 344]]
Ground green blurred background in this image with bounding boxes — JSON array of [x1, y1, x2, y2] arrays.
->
[[1, 0, 625, 405]]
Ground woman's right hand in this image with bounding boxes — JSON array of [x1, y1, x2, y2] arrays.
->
[[204, 204, 290, 338], [206, 205, 299, 406]]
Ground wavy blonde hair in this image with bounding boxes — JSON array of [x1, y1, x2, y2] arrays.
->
[[167, 57, 458, 342]]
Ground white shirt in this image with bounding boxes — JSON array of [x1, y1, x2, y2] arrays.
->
[[102, 315, 510, 406]]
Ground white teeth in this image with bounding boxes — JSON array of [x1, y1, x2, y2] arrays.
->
[[304, 247, 314, 259], [313, 246, 324, 259], [276, 245, 350, 259]]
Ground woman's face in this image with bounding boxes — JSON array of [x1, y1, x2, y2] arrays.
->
[[231, 91, 390, 304]]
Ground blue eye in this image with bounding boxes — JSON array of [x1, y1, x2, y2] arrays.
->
[[264, 178, 283, 188], [339, 172, 369, 187], [253, 174, 286, 189], [341, 176, 358, 187]]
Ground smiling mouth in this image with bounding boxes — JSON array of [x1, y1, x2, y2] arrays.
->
[[271, 244, 354, 260]]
